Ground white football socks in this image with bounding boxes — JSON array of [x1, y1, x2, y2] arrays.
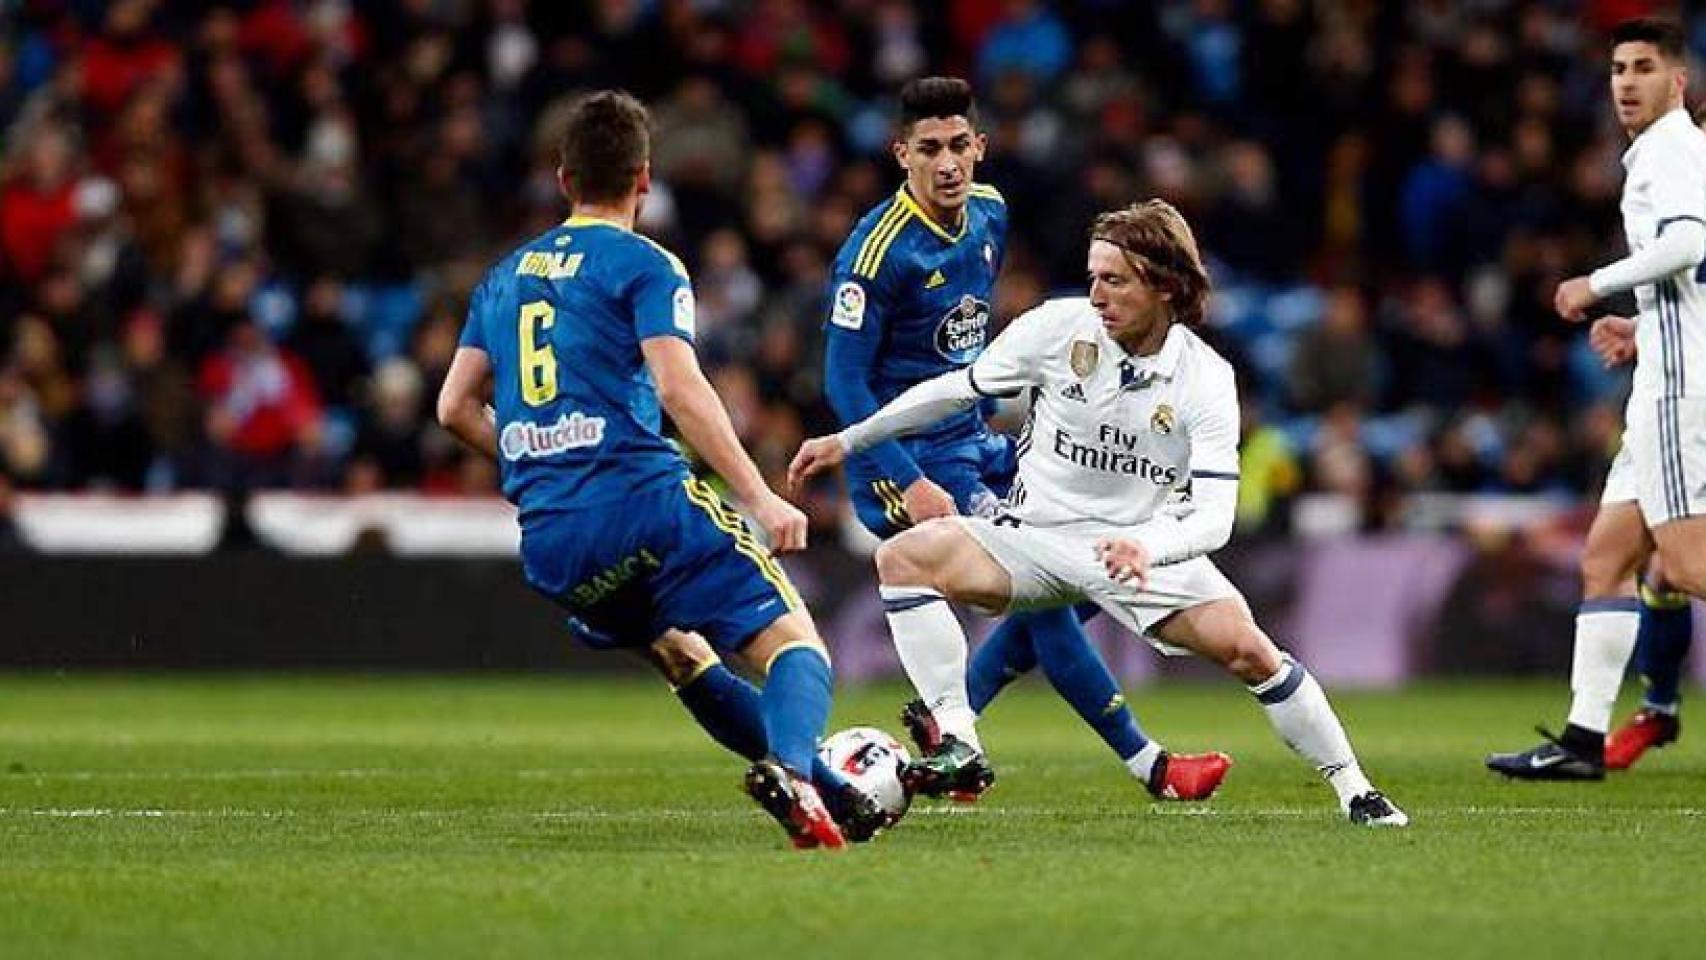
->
[[880, 585, 982, 752], [1566, 601, 1641, 734], [1249, 659, 1372, 808], [1124, 741, 1164, 784]]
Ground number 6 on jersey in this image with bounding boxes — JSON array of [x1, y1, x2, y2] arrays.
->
[[520, 300, 557, 406]]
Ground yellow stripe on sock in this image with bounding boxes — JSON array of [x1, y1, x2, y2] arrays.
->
[[763, 639, 830, 674]]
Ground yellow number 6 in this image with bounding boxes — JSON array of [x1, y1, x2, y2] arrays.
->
[[519, 300, 557, 406]]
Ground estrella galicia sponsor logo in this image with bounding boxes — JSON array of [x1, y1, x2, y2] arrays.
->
[[500, 411, 606, 460], [935, 294, 990, 360], [1051, 425, 1179, 484]]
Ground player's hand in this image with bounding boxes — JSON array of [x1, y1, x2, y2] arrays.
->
[[787, 435, 847, 493], [750, 490, 809, 554], [1094, 538, 1151, 589], [1553, 276, 1597, 322], [1588, 315, 1637, 367], [901, 477, 957, 524]]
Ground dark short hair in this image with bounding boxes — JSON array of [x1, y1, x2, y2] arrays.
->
[[1610, 17, 1687, 61], [898, 77, 977, 135], [1091, 200, 1212, 328], [559, 90, 650, 204]]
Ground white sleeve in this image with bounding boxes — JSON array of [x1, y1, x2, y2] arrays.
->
[[966, 301, 1060, 398], [1124, 364, 1240, 565], [1590, 221, 1706, 296], [838, 369, 981, 454], [1591, 143, 1706, 296]]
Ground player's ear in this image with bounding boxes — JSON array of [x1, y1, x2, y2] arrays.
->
[[973, 132, 988, 162], [635, 162, 652, 196], [891, 137, 908, 170], [555, 164, 572, 199]]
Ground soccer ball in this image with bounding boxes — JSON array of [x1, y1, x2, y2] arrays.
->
[[816, 726, 913, 819]]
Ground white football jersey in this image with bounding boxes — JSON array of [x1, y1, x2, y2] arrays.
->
[[1616, 108, 1706, 403], [968, 297, 1239, 532]]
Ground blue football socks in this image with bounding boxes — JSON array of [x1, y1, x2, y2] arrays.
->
[[760, 646, 836, 778], [1635, 583, 1693, 713], [967, 616, 1039, 712], [675, 661, 846, 790], [969, 606, 1150, 761]]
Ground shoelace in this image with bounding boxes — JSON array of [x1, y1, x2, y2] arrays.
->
[[1532, 725, 1586, 760]]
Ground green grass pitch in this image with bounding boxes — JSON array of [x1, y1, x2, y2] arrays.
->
[[1, 675, 1702, 959]]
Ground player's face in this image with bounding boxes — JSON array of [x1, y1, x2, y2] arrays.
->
[[1610, 41, 1686, 135], [894, 116, 986, 219], [1087, 240, 1171, 352]]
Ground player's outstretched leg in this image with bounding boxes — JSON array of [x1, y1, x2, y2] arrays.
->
[[1489, 501, 1644, 781], [649, 631, 889, 841], [955, 605, 1230, 801], [1158, 599, 1405, 826], [1487, 598, 1639, 781], [965, 616, 1039, 716], [733, 617, 845, 849], [1608, 579, 1690, 770], [876, 520, 1002, 801]]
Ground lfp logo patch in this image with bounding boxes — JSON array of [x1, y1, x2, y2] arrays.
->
[[831, 281, 866, 330]]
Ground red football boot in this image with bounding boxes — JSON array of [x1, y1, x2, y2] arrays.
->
[[744, 760, 848, 850], [1605, 709, 1681, 771], [1146, 751, 1234, 800]]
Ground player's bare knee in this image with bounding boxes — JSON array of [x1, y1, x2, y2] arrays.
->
[[875, 528, 934, 587], [739, 612, 830, 677], [1579, 547, 1638, 599], [646, 631, 719, 687], [1223, 635, 1283, 684]]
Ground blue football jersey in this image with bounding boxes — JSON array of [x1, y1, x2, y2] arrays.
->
[[823, 184, 1008, 487], [459, 215, 696, 516]]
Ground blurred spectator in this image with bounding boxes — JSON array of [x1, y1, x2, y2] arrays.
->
[[1, 122, 83, 289], [284, 276, 369, 410], [1400, 115, 1477, 277], [348, 358, 425, 491], [978, 1, 1072, 87], [199, 320, 323, 489], [1290, 286, 1379, 414], [0, 367, 51, 485]]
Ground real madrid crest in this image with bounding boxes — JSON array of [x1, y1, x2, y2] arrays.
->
[[1150, 403, 1175, 435], [1069, 340, 1099, 379]]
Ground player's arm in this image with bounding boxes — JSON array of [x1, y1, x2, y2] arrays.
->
[[642, 336, 807, 553], [436, 346, 498, 460], [1558, 149, 1706, 319], [793, 302, 1047, 489], [1096, 366, 1239, 584], [823, 279, 927, 490]]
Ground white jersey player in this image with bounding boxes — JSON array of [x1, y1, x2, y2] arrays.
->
[[791, 200, 1407, 826], [1490, 17, 1706, 781]]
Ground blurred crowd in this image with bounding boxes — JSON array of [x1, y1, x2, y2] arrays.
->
[[1, 0, 1701, 537]]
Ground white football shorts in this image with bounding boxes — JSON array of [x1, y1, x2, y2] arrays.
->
[[1601, 396, 1706, 526], [955, 514, 1243, 655]]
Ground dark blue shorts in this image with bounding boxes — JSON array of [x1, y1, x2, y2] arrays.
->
[[846, 431, 1017, 538], [519, 476, 800, 652]]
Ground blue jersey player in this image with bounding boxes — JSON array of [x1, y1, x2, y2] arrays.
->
[[821, 78, 1230, 801], [437, 90, 883, 849]]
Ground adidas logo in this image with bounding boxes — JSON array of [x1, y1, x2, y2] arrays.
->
[[925, 269, 947, 289], [1062, 383, 1087, 402]]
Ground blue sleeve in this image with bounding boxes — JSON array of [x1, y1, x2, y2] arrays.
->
[[459, 276, 491, 351], [823, 274, 922, 489], [629, 247, 695, 344]]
